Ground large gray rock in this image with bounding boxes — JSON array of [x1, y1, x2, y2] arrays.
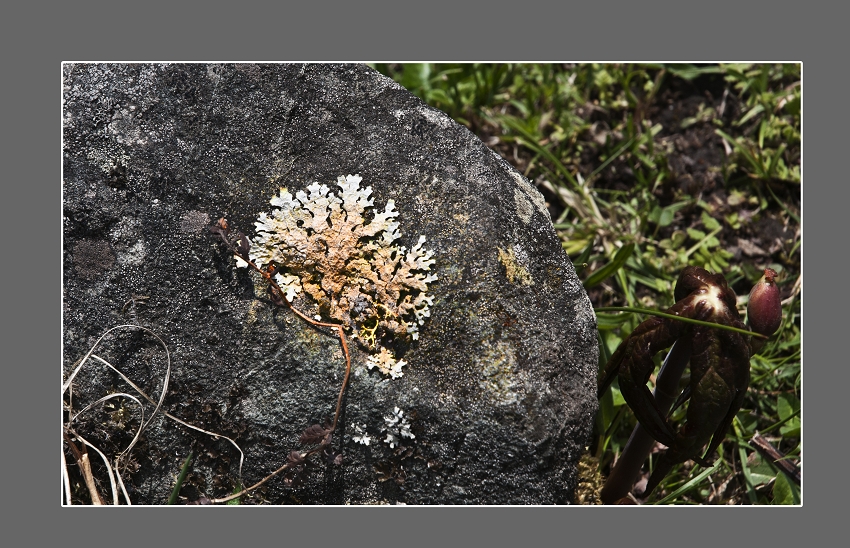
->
[[62, 63, 598, 504]]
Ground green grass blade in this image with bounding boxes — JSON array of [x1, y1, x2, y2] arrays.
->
[[227, 484, 243, 505], [715, 129, 766, 177], [765, 143, 787, 179], [758, 407, 801, 435], [594, 306, 766, 338], [167, 451, 194, 505], [772, 472, 801, 504], [595, 312, 633, 330], [660, 64, 725, 81], [587, 137, 636, 182], [652, 459, 723, 504], [765, 182, 801, 224], [491, 113, 580, 190], [583, 243, 635, 288], [734, 420, 759, 504]]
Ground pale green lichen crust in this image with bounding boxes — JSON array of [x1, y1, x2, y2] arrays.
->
[[245, 174, 436, 374]]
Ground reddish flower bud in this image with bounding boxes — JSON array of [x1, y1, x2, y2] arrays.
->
[[747, 268, 782, 338]]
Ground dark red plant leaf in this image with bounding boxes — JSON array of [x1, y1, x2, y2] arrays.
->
[[299, 424, 329, 445], [287, 450, 306, 466]]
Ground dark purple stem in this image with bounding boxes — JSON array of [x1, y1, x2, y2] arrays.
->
[[600, 337, 693, 504]]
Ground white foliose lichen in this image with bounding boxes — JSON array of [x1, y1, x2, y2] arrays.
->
[[352, 424, 373, 446], [245, 174, 436, 377], [383, 406, 415, 449]]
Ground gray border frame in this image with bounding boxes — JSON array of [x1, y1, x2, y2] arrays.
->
[[13, 0, 828, 543]]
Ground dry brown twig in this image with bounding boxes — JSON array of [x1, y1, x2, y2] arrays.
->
[[751, 431, 801, 486], [63, 431, 104, 505]]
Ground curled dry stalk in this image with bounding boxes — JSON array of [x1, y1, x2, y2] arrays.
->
[[62, 323, 245, 505], [208, 218, 352, 501]]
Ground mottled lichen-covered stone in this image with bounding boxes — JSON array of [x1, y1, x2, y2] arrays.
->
[[63, 63, 598, 504]]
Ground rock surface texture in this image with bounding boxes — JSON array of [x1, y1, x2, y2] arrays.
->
[[62, 63, 598, 504]]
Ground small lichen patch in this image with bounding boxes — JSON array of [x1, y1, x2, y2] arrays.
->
[[479, 341, 519, 405], [367, 347, 407, 379], [514, 187, 534, 224], [86, 148, 131, 177], [180, 210, 211, 236], [352, 424, 373, 446], [383, 407, 415, 448], [509, 170, 550, 220], [453, 212, 470, 225], [573, 453, 604, 505], [497, 246, 533, 286]]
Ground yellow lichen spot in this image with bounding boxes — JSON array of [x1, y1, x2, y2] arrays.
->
[[453, 212, 470, 225], [359, 318, 379, 349], [497, 246, 533, 286]]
